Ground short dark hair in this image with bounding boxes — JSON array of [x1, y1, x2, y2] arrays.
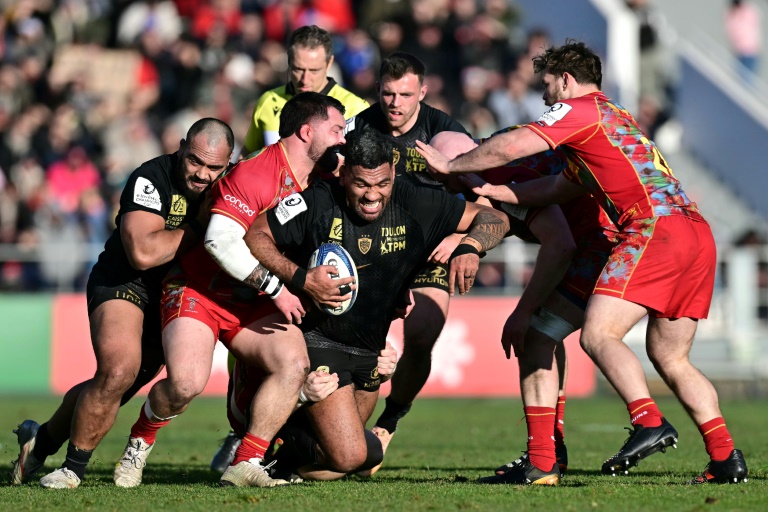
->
[[186, 118, 234, 152], [279, 92, 345, 138], [343, 129, 397, 169], [379, 51, 426, 83], [288, 25, 334, 65], [533, 40, 602, 89]]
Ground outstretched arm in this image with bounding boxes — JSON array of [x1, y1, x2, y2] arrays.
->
[[460, 172, 587, 206], [416, 127, 550, 175]]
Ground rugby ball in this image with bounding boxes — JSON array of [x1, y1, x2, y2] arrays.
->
[[308, 243, 359, 315]]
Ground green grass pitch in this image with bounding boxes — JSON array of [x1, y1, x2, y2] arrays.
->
[[1, 396, 766, 511]]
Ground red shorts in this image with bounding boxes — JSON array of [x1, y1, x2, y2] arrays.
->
[[593, 216, 716, 319], [160, 278, 279, 348]]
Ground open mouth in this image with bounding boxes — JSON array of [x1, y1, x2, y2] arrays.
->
[[360, 200, 381, 214]]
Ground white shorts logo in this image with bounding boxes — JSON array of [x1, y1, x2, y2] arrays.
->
[[224, 194, 256, 217], [133, 177, 162, 211], [275, 193, 307, 225], [537, 102, 572, 126]]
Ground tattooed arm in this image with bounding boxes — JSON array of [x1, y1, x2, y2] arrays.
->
[[448, 204, 510, 295]]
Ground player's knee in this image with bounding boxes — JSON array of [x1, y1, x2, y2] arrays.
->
[[324, 443, 368, 473], [93, 365, 139, 398], [166, 378, 207, 408], [356, 429, 385, 472]]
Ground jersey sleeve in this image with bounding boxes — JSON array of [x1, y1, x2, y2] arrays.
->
[[525, 98, 599, 149], [266, 185, 323, 250], [209, 160, 275, 231], [120, 165, 170, 219]]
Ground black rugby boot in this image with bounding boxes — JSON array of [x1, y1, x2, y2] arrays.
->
[[480, 459, 560, 485], [495, 444, 568, 475], [601, 417, 678, 475], [689, 449, 748, 484]]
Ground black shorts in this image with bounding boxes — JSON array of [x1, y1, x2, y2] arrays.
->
[[86, 269, 163, 352], [306, 346, 381, 392], [409, 261, 450, 293]]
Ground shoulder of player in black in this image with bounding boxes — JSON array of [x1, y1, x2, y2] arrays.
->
[[131, 153, 176, 188], [420, 102, 470, 136]]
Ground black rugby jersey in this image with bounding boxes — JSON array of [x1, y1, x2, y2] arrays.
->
[[92, 153, 202, 290], [347, 102, 468, 189], [267, 178, 466, 354]]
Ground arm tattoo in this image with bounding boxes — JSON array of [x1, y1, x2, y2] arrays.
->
[[462, 211, 507, 252], [244, 263, 271, 290]]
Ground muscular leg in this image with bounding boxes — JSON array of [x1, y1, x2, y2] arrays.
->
[[579, 294, 652, 403], [646, 317, 722, 424], [228, 313, 308, 444], [148, 318, 216, 418], [299, 387, 379, 480], [69, 300, 145, 450], [376, 287, 449, 432]]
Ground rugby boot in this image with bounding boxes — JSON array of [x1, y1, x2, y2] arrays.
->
[[602, 417, 678, 475], [480, 459, 560, 485], [39, 468, 81, 489], [220, 458, 290, 487], [113, 436, 154, 488], [210, 431, 242, 474], [495, 444, 569, 476], [689, 449, 748, 484], [356, 426, 394, 477], [11, 419, 44, 485]]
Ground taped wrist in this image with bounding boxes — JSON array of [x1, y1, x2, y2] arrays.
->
[[450, 243, 481, 260], [291, 267, 307, 291]]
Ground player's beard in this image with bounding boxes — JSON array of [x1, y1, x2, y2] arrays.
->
[[174, 163, 211, 200]]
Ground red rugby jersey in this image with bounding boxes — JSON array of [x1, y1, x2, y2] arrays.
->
[[526, 92, 703, 228], [177, 143, 304, 299]]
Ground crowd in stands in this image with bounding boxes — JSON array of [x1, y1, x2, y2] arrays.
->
[[0, 0, 677, 292]]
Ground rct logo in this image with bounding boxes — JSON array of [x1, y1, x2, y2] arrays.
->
[[224, 194, 256, 217]]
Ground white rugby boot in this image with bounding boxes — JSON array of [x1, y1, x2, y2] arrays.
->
[[113, 437, 154, 488], [11, 419, 44, 485], [220, 458, 290, 487], [39, 468, 81, 489]]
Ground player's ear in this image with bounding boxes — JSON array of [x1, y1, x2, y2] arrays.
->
[[298, 122, 312, 143], [326, 54, 335, 71], [419, 83, 427, 101]]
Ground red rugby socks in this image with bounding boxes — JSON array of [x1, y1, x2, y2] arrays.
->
[[627, 398, 663, 428], [129, 401, 172, 445], [698, 417, 735, 461], [232, 433, 270, 465], [554, 396, 566, 448], [525, 406, 557, 471]]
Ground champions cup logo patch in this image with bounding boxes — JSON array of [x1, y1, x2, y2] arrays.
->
[[170, 195, 187, 215], [358, 236, 372, 254], [538, 102, 572, 126], [133, 177, 162, 211], [329, 218, 343, 241]]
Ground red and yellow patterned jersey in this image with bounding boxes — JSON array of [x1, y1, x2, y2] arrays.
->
[[526, 92, 703, 228], [176, 143, 304, 301], [479, 128, 613, 240]]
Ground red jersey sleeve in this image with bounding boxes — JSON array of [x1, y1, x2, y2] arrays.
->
[[210, 157, 278, 231], [525, 95, 601, 148]]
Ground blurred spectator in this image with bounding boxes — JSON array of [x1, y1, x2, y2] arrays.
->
[[625, 0, 676, 114], [117, 0, 182, 47], [488, 68, 547, 127], [725, 0, 762, 80]]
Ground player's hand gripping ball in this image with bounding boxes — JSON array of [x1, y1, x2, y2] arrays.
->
[[308, 243, 359, 315]]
